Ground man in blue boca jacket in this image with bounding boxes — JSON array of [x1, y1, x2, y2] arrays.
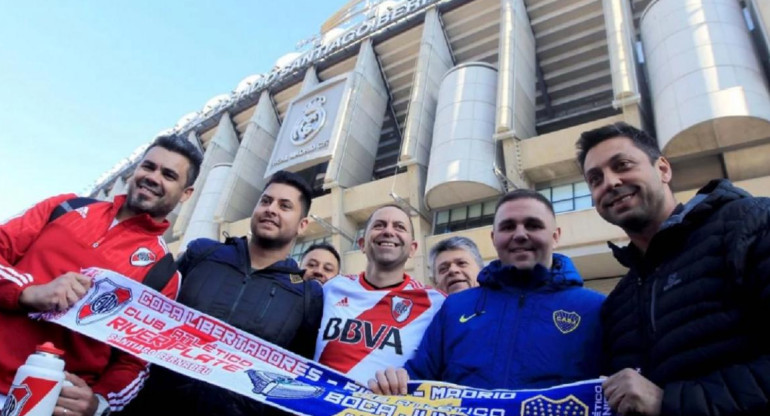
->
[[369, 189, 605, 393]]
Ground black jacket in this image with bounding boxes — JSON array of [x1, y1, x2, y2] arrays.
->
[[602, 179, 770, 416], [122, 237, 323, 416]]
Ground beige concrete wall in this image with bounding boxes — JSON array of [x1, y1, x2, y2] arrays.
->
[[520, 115, 625, 184]]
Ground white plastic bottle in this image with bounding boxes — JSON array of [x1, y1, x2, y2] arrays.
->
[[1, 342, 65, 416]]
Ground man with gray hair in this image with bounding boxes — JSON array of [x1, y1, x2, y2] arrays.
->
[[428, 236, 483, 295]]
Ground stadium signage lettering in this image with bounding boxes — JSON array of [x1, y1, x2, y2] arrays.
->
[[180, 0, 438, 134]]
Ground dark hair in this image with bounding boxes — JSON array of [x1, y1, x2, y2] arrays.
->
[[364, 203, 414, 238], [495, 189, 555, 217], [265, 170, 313, 217], [302, 242, 341, 267], [145, 135, 203, 187], [576, 122, 662, 170]]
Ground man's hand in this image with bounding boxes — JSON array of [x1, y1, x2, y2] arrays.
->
[[603, 368, 663, 415], [368, 367, 409, 396], [19, 272, 92, 311], [54, 372, 99, 416]]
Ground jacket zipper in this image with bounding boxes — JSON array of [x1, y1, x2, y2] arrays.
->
[[650, 275, 659, 334], [504, 293, 526, 384], [226, 275, 250, 322], [259, 287, 277, 319]]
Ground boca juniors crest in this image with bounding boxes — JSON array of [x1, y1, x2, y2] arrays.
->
[[522, 394, 589, 416], [391, 296, 413, 323], [77, 278, 132, 325], [553, 310, 581, 334]]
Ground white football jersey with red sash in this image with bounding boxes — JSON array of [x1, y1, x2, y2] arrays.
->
[[314, 272, 445, 384]]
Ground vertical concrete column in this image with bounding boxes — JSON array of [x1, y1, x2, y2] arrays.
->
[[406, 164, 430, 282], [328, 186, 357, 263], [109, 177, 127, 200], [324, 39, 388, 189], [399, 8, 454, 168], [213, 91, 281, 223], [602, 0, 641, 108], [495, 0, 535, 190], [179, 164, 232, 252], [173, 114, 240, 239], [187, 130, 204, 156], [299, 66, 320, 95], [496, 0, 536, 138]]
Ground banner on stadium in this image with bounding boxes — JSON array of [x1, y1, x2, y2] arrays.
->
[[35, 268, 616, 416]]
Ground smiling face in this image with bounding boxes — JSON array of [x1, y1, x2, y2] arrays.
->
[[433, 248, 481, 294], [361, 206, 418, 271], [250, 183, 309, 250], [124, 146, 193, 221], [300, 248, 340, 284], [491, 198, 560, 270], [582, 136, 673, 233]]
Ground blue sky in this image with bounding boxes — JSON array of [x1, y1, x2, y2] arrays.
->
[[0, 1, 345, 221]]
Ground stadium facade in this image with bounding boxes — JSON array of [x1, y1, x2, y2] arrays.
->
[[91, 0, 770, 292]]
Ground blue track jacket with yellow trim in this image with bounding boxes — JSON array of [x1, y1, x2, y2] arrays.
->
[[405, 253, 605, 390]]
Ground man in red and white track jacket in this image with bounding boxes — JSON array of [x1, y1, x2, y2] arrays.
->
[[314, 204, 445, 384], [0, 135, 201, 415]]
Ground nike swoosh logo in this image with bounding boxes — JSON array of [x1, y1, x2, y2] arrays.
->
[[459, 313, 477, 323]]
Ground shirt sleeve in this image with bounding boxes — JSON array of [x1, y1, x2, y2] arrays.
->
[[0, 194, 76, 310]]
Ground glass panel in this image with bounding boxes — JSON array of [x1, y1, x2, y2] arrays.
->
[[483, 200, 496, 215], [450, 207, 467, 221], [551, 184, 573, 202], [574, 181, 590, 197], [575, 195, 593, 210], [538, 188, 551, 201], [468, 203, 482, 218], [553, 200, 573, 213], [436, 210, 449, 224]]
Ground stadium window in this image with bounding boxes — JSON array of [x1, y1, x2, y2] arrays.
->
[[537, 181, 593, 214], [290, 235, 332, 263], [433, 199, 496, 235]]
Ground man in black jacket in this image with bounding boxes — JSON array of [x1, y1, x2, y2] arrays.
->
[[122, 170, 323, 416], [577, 122, 770, 416]]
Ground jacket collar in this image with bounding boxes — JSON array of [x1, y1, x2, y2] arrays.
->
[[477, 253, 583, 290], [609, 179, 749, 268], [209, 236, 304, 275], [112, 194, 169, 235]]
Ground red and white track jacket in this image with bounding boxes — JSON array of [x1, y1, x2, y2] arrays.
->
[[0, 193, 180, 411]]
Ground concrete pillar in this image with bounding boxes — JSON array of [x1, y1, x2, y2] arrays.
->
[[213, 91, 280, 223], [179, 164, 231, 252], [173, 114, 240, 238], [109, 177, 127, 200], [398, 8, 454, 169], [324, 39, 389, 189], [602, 0, 641, 108], [496, 0, 536, 139]]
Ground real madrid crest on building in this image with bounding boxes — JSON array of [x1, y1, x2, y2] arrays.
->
[[265, 75, 347, 177], [291, 96, 326, 146]]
